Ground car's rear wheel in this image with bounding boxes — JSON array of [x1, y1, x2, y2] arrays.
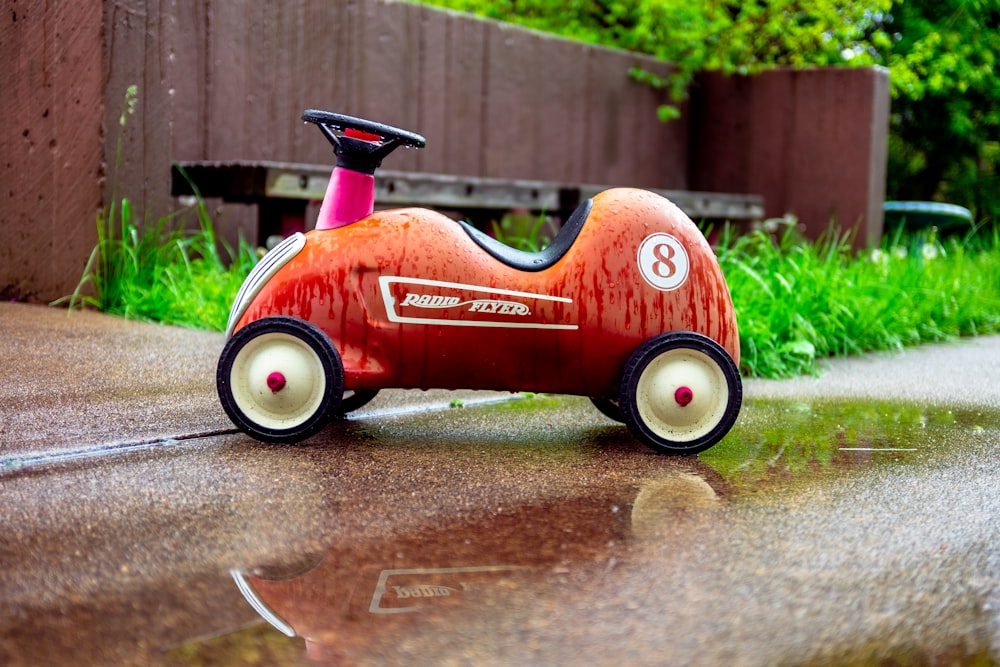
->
[[590, 397, 624, 422], [218, 317, 343, 444], [620, 332, 741, 455]]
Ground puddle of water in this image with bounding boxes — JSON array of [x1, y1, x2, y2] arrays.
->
[[164, 395, 1000, 665], [700, 398, 1000, 494]]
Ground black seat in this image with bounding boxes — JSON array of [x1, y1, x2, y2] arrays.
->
[[458, 199, 593, 272]]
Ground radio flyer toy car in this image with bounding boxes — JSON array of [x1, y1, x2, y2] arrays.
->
[[217, 110, 742, 455]]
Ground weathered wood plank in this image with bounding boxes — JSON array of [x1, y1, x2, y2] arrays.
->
[[172, 161, 765, 221]]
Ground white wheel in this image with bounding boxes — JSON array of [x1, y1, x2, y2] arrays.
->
[[620, 332, 741, 455], [218, 317, 342, 443], [636, 348, 727, 441], [231, 334, 326, 429]]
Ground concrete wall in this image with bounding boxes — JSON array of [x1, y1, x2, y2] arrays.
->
[[2, 0, 888, 304], [1, 1, 104, 302], [690, 67, 890, 246]]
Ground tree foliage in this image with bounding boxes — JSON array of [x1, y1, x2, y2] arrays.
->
[[421, 1, 891, 109], [880, 0, 1000, 219], [418, 0, 1000, 219]]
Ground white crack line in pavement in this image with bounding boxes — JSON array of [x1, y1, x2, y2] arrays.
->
[[0, 429, 240, 474], [0, 394, 526, 474]]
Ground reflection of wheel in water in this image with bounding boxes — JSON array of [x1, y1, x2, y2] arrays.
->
[[619, 332, 741, 455], [630, 471, 722, 539], [334, 389, 379, 416], [218, 317, 343, 444], [589, 397, 623, 422], [242, 548, 327, 581]]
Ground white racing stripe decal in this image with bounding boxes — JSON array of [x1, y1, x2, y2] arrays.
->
[[378, 276, 578, 330]]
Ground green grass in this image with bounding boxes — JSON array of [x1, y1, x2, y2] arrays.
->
[[64, 199, 1000, 378], [60, 195, 258, 331], [717, 220, 1000, 377], [59, 84, 259, 331], [491, 211, 553, 252]]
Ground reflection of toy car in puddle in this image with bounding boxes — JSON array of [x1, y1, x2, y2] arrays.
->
[[217, 111, 742, 455], [231, 467, 725, 659]]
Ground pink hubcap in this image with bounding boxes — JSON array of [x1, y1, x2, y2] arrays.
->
[[266, 372, 287, 393], [674, 386, 694, 407]]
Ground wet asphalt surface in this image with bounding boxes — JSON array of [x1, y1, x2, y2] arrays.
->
[[1, 302, 999, 666]]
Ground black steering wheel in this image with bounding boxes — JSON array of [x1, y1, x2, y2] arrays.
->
[[302, 110, 426, 174]]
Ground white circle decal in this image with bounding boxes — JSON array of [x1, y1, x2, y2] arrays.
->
[[637, 233, 690, 291]]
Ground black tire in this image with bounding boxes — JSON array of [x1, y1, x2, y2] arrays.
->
[[218, 317, 343, 444], [334, 389, 380, 416], [619, 332, 741, 455], [590, 397, 624, 422]]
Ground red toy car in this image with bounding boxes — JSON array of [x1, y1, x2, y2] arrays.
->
[[217, 111, 742, 454]]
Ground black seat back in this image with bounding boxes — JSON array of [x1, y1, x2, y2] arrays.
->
[[458, 199, 593, 272]]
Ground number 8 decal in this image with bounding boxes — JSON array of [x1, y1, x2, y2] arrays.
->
[[637, 233, 690, 291]]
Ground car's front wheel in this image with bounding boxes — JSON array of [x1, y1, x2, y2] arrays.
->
[[334, 389, 379, 417], [218, 317, 343, 444], [619, 332, 741, 455]]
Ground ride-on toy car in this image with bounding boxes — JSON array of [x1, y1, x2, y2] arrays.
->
[[217, 110, 742, 455]]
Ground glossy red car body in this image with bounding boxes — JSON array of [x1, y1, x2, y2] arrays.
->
[[233, 189, 738, 397], [217, 111, 742, 454]]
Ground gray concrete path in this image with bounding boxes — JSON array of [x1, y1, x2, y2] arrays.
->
[[0, 302, 511, 464], [1, 302, 999, 666]]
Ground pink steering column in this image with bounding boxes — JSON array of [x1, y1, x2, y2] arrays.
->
[[315, 167, 375, 230]]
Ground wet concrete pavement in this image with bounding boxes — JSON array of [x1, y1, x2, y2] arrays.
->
[[1, 301, 999, 665]]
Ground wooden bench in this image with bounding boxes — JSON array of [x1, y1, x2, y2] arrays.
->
[[171, 161, 764, 242]]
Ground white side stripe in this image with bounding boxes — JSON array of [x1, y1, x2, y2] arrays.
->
[[378, 276, 578, 330]]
